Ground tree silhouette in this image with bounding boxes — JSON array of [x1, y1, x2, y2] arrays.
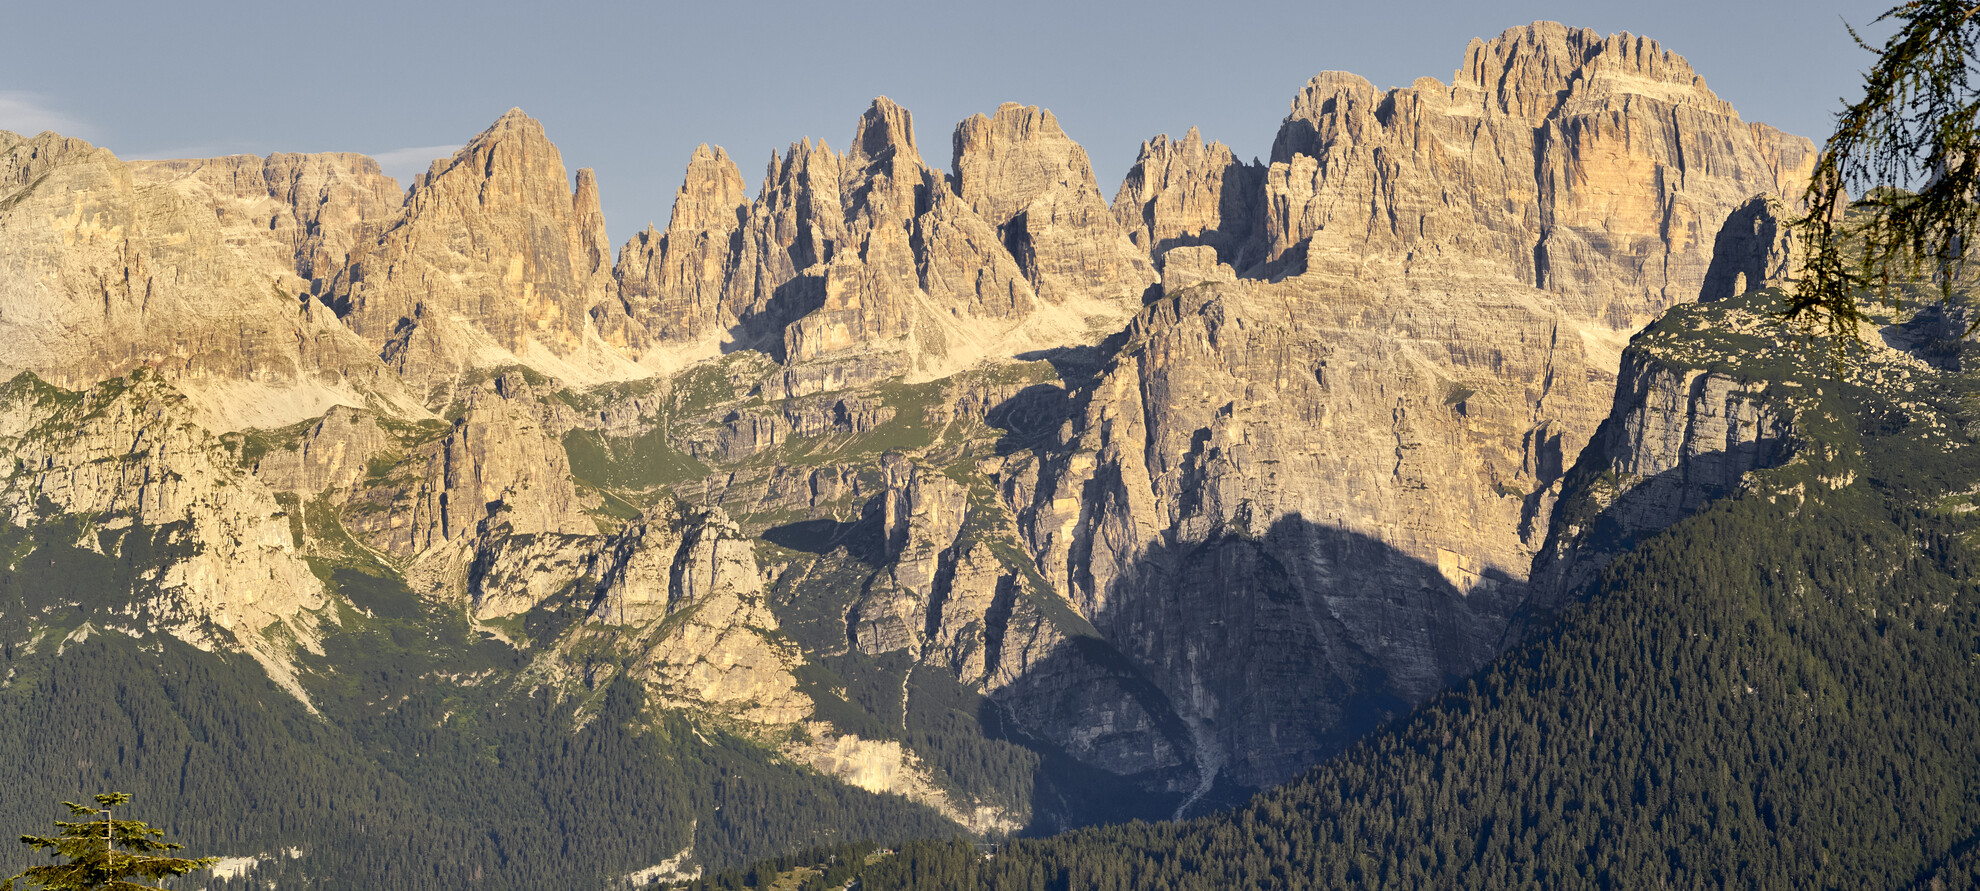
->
[[1791, 0, 1980, 339], [2, 794, 217, 891]]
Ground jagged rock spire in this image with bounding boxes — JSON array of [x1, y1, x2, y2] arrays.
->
[[325, 108, 626, 399], [951, 102, 1155, 305], [612, 144, 749, 351]]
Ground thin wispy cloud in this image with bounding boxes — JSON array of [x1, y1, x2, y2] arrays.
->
[[0, 91, 89, 139], [370, 144, 463, 186]]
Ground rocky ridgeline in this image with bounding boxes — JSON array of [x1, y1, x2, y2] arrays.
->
[[0, 371, 327, 700], [0, 130, 412, 432], [983, 21, 1814, 789], [324, 109, 634, 402], [0, 21, 1821, 828]]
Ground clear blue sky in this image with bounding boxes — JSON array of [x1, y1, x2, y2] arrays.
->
[[0, 0, 1892, 250]]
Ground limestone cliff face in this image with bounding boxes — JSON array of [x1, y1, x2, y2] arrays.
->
[[129, 151, 403, 290], [335, 375, 595, 559], [725, 136, 846, 347], [1530, 194, 1807, 601], [846, 454, 968, 655], [952, 103, 1158, 306], [1003, 259, 1578, 789], [0, 132, 408, 431], [953, 24, 1818, 792], [0, 372, 326, 696], [1530, 347, 1795, 601], [653, 99, 1151, 388], [1699, 196, 1799, 304], [1260, 23, 1815, 328], [587, 506, 809, 724], [0, 20, 1846, 832], [611, 145, 749, 355], [777, 99, 934, 370], [325, 109, 635, 399], [1111, 128, 1264, 269], [250, 406, 393, 496], [460, 499, 811, 724]]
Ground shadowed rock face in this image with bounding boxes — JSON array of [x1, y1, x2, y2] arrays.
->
[[992, 22, 1817, 791], [1529, 349, 1795, 603], [1111, 128, 1265, 271], [0, 21, 1837, 832]]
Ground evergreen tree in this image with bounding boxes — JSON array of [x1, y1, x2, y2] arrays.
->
[[1791, 0, 1980, 338], [2, 794, 217, 891]]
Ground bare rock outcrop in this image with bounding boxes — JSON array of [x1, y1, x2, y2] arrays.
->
[[680, 393, 895, 464], [849, 454, 970, 655], [996, 233, 1651, 789], [0, 372, 325, 658], [325, 109, 635, 400], [726, 137, 846, 345], [1530, 311, 1798, 602], [0, 132, 408, 431], [342, 377, 594, 558], [952, 103, 1158, 306], [1111, 128, 1264, 270], [668, 99, 1155, 386], [777, 99, 935, 371], [611, 145, 749, 355], [1698, 196, 1798, 303], [129, 151, 403, 291], [585, 505, 809, 725], [250, 405, 393, 495], [971, 25, 1819, 793], [1262, 23, 1815, 328]]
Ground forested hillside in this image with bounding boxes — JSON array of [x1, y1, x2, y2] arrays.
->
[[694, 291, 1980, 889], [0, 517, 959, 888], [0, 21, 1868, 890]]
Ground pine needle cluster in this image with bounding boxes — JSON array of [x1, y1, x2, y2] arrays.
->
[[2, 794, 216, 891], [1791, 0, 1980, 339]]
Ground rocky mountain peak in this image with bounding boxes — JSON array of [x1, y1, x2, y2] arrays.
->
[[1451, 22, 1729, 120], [952, 102, 1089, 229], [610, 144, 750, 353], [1115, 127, 1262, 267], [572, 167, 610, 276], [129, 150, 404, 297], [949, 101, 1154, 306], [0, 130, 405, 428], [324, 108, 635, 397], [0, 23, 1846, 841], [426, 107, 566, 209], [1451, 22, 1601, 118], [845, 98, 930, 233], [1258, 20, 1813, 329], [851, 97, 922, 169], [2, 130, 117, 192], [680, 144, 749, 223]]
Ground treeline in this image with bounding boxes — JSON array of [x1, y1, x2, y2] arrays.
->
[[744, 384, 1980, 888], [0, 521, 957, 889]]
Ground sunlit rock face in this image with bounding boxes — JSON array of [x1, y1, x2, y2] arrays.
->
[[1002, 21, 1817, 790], [0, 21, 1826, 825]]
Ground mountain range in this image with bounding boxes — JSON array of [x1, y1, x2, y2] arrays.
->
[[4, 20, 1943, 889]]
